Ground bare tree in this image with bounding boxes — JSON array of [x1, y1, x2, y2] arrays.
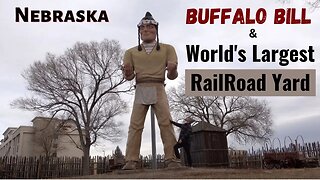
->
[[308, 0, 320, 8], [279, 0, 320, 9], [12, 39, 132, 175], [168, 81, 273, 144]]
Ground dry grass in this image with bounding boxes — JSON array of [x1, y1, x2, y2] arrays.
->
[[77, 167, 320, 179]]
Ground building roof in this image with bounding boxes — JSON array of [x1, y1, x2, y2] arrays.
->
[[2, 127, 18, 136], [31, 117, 75, 123], [32, 117, 62, 122], [192, 121, 226, 133]]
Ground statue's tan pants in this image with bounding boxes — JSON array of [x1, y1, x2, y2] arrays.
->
[[124, 83, 177, 161]]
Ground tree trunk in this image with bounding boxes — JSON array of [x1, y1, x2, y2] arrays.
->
[[82, 145, 91, 175]]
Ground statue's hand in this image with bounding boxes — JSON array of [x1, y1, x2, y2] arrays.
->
[[123, 64, 134, 77], [166, 62, 178, 80], [166, 62, 177, 72]]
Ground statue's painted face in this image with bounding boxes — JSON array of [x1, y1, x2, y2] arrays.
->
[[139, 24, 157, 43]]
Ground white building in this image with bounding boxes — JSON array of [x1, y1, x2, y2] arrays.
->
[[0, 117, 83, 157]]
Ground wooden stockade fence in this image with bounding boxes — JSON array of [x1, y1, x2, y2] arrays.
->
[[140, 155, 166, 169], [0, 155, 166, 178], [0, 156, 110, 179], [229, 140, 320, 169], [1, 140, 320, 178], [229, 149, 264, 169]]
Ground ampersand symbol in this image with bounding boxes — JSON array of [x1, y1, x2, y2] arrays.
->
[[249, 29, 257, 38]]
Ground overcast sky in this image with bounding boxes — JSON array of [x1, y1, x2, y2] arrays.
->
[[0, 0, 319, 156]]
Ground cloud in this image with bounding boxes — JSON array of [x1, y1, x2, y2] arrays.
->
[[1, 0, 320, 157], [273, 113, 320, 146]]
